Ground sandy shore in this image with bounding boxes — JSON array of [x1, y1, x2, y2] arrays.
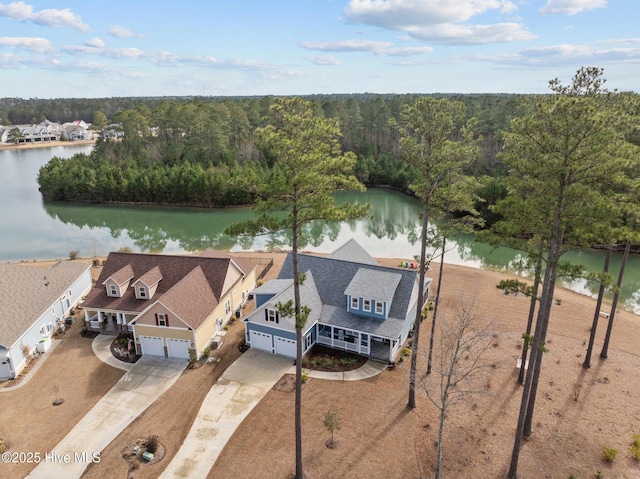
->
[[0, 139, 95, 151]]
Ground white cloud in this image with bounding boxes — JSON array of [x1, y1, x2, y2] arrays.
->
[[345, 0, 517, 28], [302, 39, 393, 53], [84, 37, 105, 49], [407, 22, 535, 45], [108, 25, 142, 38], [540, 0, 607, 16], [0, 1, 89, 31], [306, 55, 341, 65], [344, 0, 530, 45], [0, 36, 53, 53], [302, 39, 432, 57]]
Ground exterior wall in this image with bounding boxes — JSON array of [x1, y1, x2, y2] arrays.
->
[[346, 294, 386, 320], [255, 293, 275, 308], [134, 324, 194, 341], [245, 321, 297, 341], [135, 302, 189, 328], [221, 265, 243, 299], [193, 303, 226, 354], [104, 278, 125, 297]]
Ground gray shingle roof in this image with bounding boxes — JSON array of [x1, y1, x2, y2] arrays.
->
[[277, 242, 423, 339], [246, 272, 321, 335], [327, 238, 379, 266], [0, 261, 89, 348], [344, 268, 402, 303]]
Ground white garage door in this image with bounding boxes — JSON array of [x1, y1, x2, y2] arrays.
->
[[250, 330, 272, 353], [140, 336, 165, 357], [275, 336, 297, 358], [167, 339, 191, 359]]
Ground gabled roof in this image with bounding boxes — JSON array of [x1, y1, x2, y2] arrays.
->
[[133, 265, 162, 288], [103, 264, 134, 286], [247, 272, 321, 335], [273, 240, 423, 338], [83, 252, 257, 319], [0, 261, 90, 348], [344, 268, 402, 303], [327, 238, 379, 266], [156, 266, 218, 329]]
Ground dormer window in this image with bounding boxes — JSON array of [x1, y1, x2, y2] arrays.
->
[[138, 286, 146, 298], [375, 301, 384, 315], [110, 284, 117, 296], [351, 297, 359, 309], [363, 299, 371, 312]]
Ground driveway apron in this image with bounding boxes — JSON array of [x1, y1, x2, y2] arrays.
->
[[26, 355, 186, 479], [159, 349, 293, 479]]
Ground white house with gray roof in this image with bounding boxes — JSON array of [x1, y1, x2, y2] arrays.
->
[[244, 240, 431, 362], [0, 261, 92, 379]]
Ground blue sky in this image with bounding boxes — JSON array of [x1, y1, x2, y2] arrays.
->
[[0, 0, 637, 98]]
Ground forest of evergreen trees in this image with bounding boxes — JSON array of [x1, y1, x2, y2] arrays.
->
[[32, 93, 530, 224]]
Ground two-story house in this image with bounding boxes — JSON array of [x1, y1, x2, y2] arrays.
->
[[244, 240, 431, 363], [82, 250, 257, 359]]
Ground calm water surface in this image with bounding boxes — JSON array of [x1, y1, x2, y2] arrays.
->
[[1, 146, 638, 312]]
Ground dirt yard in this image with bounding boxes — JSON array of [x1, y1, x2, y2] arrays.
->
[[2, 253, 639, 479]]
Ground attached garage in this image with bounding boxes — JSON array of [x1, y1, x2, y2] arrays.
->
[[140, 335, 165, 357], [275, 336, 296, 358], [250, 330, 272, 353], [167, 338, 191, 359]]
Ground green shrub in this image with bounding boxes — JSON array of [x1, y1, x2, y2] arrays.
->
[[602, 446, 618, 462], [301, 369, 309, 383], [629, 434, 640, 460], [401, 347, 412, 357]]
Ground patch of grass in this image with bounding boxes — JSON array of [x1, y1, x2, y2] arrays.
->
[[601, 446, 618, 462]]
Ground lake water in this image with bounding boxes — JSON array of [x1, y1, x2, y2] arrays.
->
[[1, 145, 638, 312]]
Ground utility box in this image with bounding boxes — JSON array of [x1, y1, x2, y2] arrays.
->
[[36, 336, 51, 353]]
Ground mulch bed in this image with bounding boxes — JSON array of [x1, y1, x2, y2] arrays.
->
[[301, 345, 368, 372]]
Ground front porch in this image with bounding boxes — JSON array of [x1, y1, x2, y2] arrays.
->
[[84, 311, 133, 335], [316, 324, 395, 363]]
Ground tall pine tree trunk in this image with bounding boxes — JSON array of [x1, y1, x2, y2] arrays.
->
[[408, 200, 429, 409], [427, 236, 445, 375], [292, 212, 304, 479], [600, 239, 631, 358], [518, 252, 543, 384], [584, 246, 611, 368]]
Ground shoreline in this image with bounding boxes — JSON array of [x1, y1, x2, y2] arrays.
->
[[0, 139, 96, 151]]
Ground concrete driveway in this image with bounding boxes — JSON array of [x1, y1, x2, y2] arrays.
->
[[159, 349, 293, 479], [27, 352, 186, 479]]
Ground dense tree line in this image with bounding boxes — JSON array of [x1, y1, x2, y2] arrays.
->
[[35, 93, 529, 211]]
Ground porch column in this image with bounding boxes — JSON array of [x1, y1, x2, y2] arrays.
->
[[84, 309, 90, 322]]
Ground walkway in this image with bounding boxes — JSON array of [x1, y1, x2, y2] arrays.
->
[[159, 349, 292, 478], [160, 350, 386, 479], [26, 336, 186, 479]]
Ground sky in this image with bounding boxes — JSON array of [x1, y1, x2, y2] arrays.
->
[[0, 0, 638, 98]]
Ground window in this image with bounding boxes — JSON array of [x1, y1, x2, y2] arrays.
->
[[363, 299, 371, 312], [351, 297, 359, 309], [375, 301, 384, 315], [305, 334, 312, 349], [138, 286, 146, 298], [266, 309, 279, 323], [225, 299, 231, 315], [157, 313, 167, 326], [109, 284, 117, 296]]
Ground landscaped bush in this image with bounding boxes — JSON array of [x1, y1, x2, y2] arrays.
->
[[145, 435, 159, 454], [602, 446, 618, 462]]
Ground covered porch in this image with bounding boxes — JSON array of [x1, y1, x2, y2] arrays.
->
[[84, 309, 134, 334], [316, 324, 396, 363]]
